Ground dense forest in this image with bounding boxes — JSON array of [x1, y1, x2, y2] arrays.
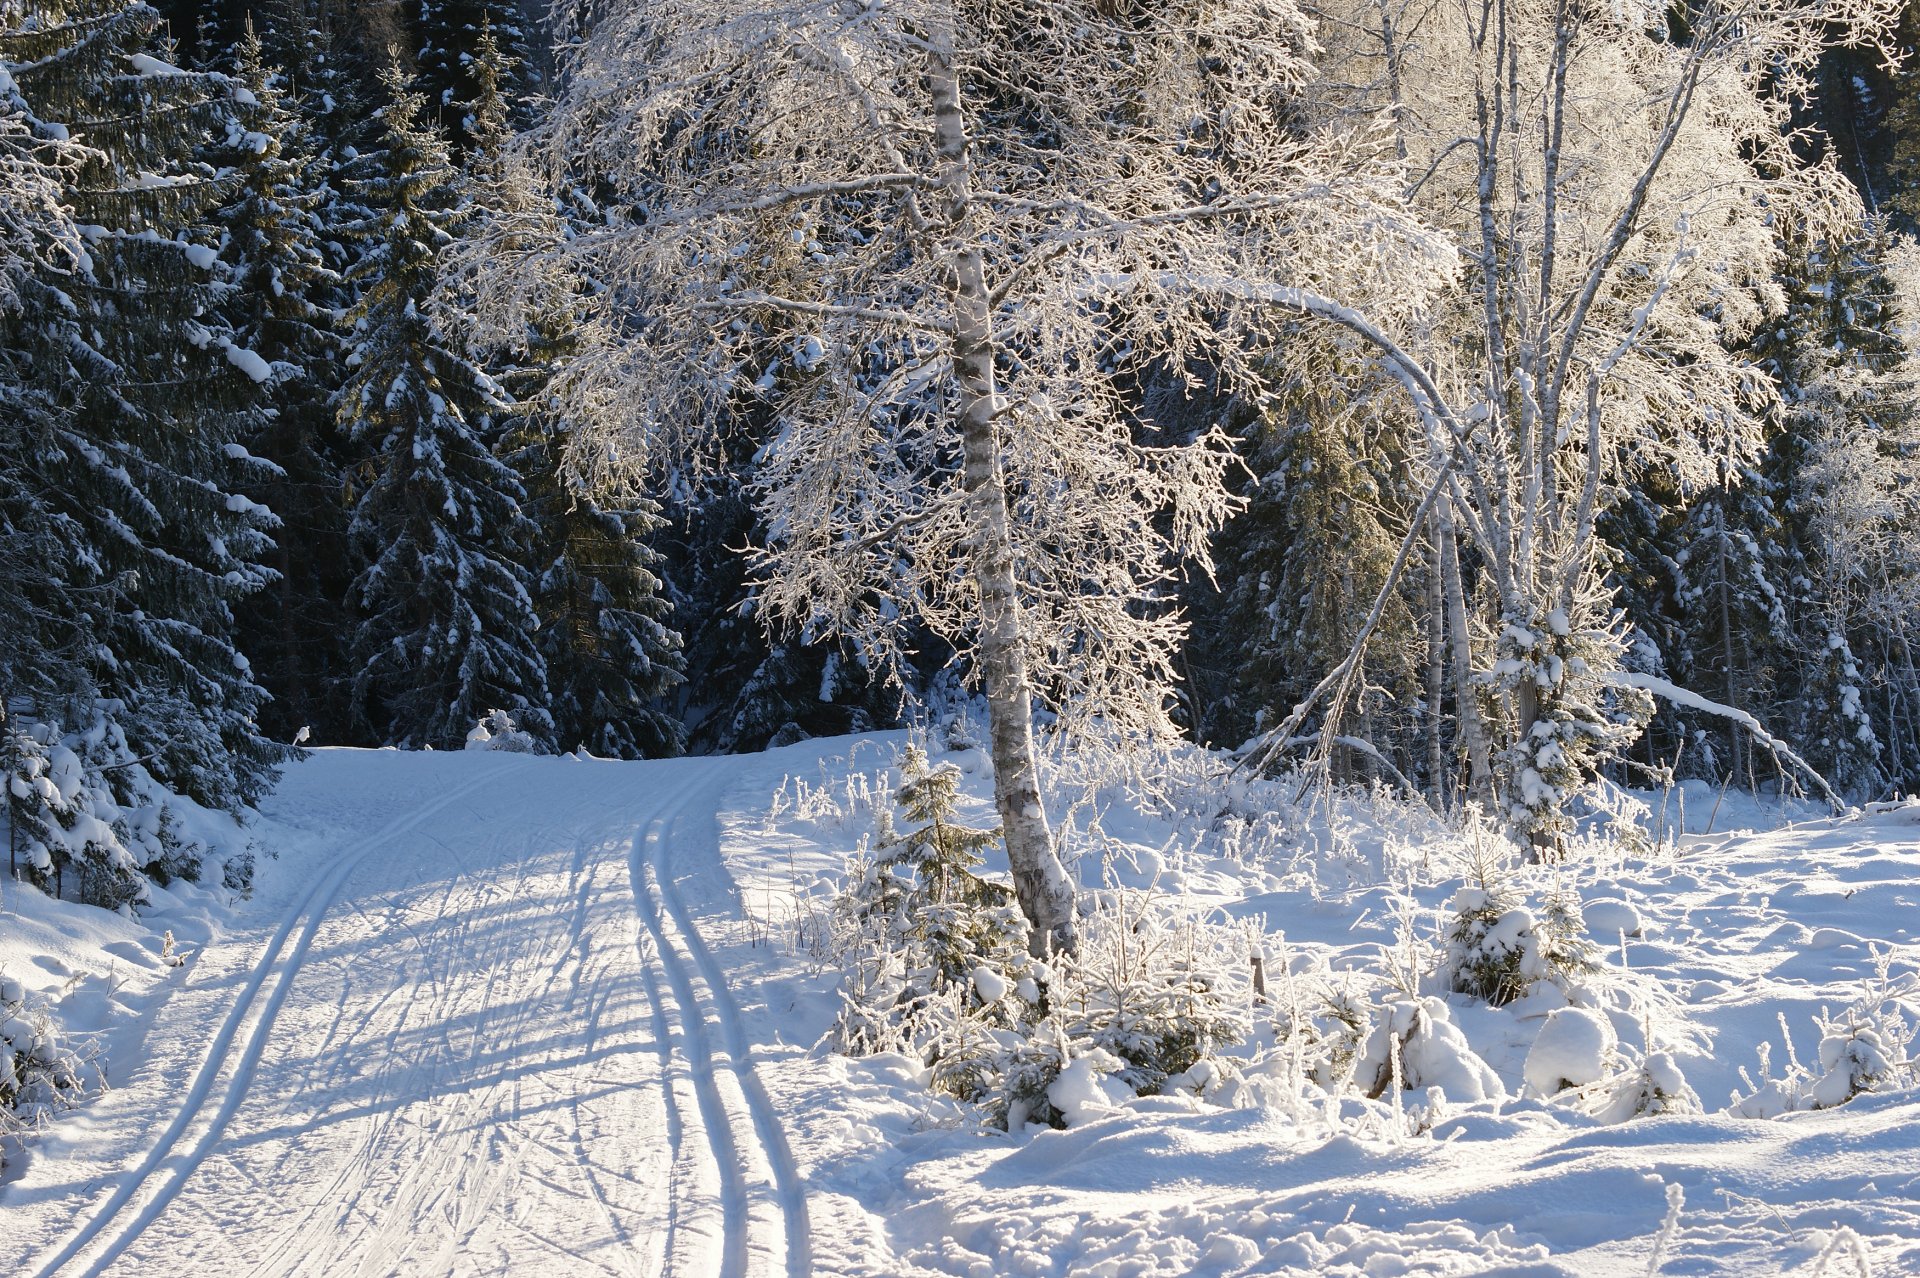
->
[[4, 0, 1920, 920]]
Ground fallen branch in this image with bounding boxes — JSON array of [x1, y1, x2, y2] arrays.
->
[[1604, 671, 1845, 814]]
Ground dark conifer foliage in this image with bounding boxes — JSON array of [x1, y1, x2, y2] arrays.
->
[[460, 27, 686, 757], [659, 442, 913, 756], [0, 0, 285, 815], [337, 62, 550, 749], [216, 20, 358, 743], [414, 0, 531, 152]]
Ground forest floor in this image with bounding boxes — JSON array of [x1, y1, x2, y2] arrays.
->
[[2, 737, 1918, 1276]]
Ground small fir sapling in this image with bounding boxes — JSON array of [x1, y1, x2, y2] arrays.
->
[[829, 743, 1035, 1063], [828, 744, 1252, 1128], [1360, 996, 1505, 1101], [1732, 961, 1917, 1115], [1585, 1050, 1702, 1122], [464, 709, 546, 754], [1444, 880, 1598, 1008], [1282, 985, 1371, 1094], [1058, 919, 1247, 1098]]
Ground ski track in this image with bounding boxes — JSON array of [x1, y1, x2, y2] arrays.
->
[[626, 775, 812, 1278], [26, 758, 527, 1278], [15, 752, 811, 1278]]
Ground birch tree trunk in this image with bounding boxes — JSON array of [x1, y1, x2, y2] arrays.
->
[[928, 39, 1076, 957]]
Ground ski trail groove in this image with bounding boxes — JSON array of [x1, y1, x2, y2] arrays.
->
[[628, 769, 812, 1278], [25, 758, 526, 1278], [654, 803, 813, 1278]]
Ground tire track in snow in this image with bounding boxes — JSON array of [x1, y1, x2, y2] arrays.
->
[[629, 768, 812, 1278], [24, 756, 529, 1278]]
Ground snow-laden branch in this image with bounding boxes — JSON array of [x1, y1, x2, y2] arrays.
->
[[1605, 672, 1846, 812]]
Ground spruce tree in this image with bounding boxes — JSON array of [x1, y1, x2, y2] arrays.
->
[[460, 27, 685, 757], [217, 20, 356, 742], [338, 62, 549, 749], [413, 0, 530, 152], [0, 0, 284, 818]]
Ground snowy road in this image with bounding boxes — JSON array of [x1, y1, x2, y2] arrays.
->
[[6, 750, 809, 1278]]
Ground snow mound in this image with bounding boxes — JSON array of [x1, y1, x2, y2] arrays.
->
[[1046, 1050, 1132, 1127], [1582, 898, 1643, 938], [1525, 1007, 1617, 1094]]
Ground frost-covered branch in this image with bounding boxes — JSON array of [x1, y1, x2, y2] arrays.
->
[[1605, 672, 1845, 812]]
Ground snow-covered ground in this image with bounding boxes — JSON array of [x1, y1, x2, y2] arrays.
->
[[3, 739, 1917, 1276]]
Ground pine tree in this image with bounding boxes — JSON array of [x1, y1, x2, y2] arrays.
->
[[338, 62, 549, 749], [216, 20, 357, 743], [0, 0, 285, 819]]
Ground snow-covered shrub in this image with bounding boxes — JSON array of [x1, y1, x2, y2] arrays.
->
[[1808, 1013, 1909, 1108], [1584, 1051, 1702, 1122], [827, 744, 1035, 1053], [1272, 982, 1372, 1094], [1520, 1010, 1704, 1120], [464, 708, 545, 753], [1731, 964, 1919, 1116], [0, 975, 84, 1143], [1360, 995, 1505, 1101], [829, 746, 1253, 1129], [1443, 881, 1596, 1008], [1051, 900, 1249, 1097], [957, 900, 1252, 1128]]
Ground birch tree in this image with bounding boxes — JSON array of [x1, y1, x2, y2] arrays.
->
[[485, 0, 1451, 953], [1256, 0, 1899, 844]]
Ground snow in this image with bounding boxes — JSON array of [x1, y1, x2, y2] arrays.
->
[[971, 964, 1009, 1003], [222, 343, 273, 383], [1046, 1051, 1133, 1126], [1582, 897, 1643, 937], [127, 53, 186, 77], [1524, 1007, 1617, 1093], [3, 741, 1919, 1276]]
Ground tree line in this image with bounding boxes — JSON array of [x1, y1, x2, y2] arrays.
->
[[3, 0, 1920, 943]]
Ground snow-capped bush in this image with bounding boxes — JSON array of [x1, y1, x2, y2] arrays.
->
[[1443, 881, 1596, 1008], [829, 745, 1251, 1129], [1584, 1051, 1702, 1123], [1731, 963, 1919, 1116], [1361, 995, 1505, 1101], [0, 976, 85, 1149], [464, 709, 545, 753], [1271, 982, 1372, 1094]]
